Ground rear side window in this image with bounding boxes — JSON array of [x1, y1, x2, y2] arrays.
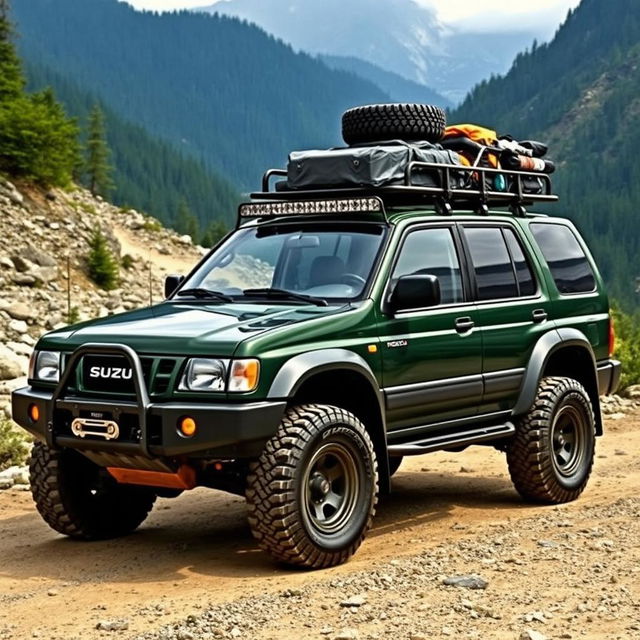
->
[[530, 223, 596, 294], [464, 227, 518, 300], [503, 228, 536, 297]]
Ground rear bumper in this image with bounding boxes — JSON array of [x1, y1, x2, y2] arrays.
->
[[11, 386, 287, 458], [597, 359, 622, 396]]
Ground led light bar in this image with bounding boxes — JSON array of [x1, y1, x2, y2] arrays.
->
[[239, 197, 383, 218]]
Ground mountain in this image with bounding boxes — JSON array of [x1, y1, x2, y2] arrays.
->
[[11, 0, 388, 190], [451, 0, 640, 308], [319, 55, 451, 108], [24, 59, 240, 231], [198, 0, 540, 103]]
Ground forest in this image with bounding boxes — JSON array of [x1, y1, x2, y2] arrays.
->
[[452, 0, 640, 309]]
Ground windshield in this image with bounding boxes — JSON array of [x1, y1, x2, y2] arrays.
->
[[179, 223, 386, 302]]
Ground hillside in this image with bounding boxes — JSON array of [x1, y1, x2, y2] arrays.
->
[[200, 0, 540, 103], [0, 176, 204, 418], [319, 55, 451, 108], [24, 59, 240, 232], [11, 0, 388, 190], [451, 0, 640, 309]]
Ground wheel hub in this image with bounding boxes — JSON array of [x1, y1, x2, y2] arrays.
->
[[309, 472, 331, 502]]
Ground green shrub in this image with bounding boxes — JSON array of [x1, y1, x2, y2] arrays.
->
[[121, 254, 135, 270], [612, 306, 640, 390], [87, 228, 119, 290], [0, 418, 30, 471]]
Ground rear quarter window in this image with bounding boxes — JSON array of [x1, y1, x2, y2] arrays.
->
[[530, 223, 596, 294]]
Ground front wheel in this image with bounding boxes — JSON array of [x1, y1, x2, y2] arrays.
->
[[246, 404, 378, 568], [506, 376, 595, 504], [29, 442, 156, 540]]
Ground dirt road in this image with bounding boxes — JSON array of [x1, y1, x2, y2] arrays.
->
[[1, 413, 639, 640]]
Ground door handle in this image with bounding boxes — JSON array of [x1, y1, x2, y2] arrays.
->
[[532, 309, 548, 323], [455, 317, 475, 333]]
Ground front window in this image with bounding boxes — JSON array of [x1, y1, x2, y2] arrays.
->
[[180, 223, 386, 302]]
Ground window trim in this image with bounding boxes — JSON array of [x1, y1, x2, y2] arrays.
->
[[382, 222, 473, 315], [528, 220, 598, 297], [459, 221, 542, 304]]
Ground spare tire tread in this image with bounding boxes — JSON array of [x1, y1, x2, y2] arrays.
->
[[342, 103, 446, 145]]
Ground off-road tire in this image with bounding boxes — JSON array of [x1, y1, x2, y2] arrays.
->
[[388, 456, 403, 477], [246, 404, 378, 568], [29, 442, 156, 540], [342, 103, 446, 145], [506, 376, 595, 504]]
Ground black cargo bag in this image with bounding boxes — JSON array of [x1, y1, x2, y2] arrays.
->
[[286, 141, 462, 190]]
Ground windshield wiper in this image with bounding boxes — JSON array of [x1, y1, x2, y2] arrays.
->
[[241, 288, 328, 307], [175, 288, 234, 302]]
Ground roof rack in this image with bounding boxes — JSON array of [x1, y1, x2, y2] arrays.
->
[[249, 161, 558, 217]]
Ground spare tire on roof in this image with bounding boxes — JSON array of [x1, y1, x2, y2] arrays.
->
[[342, 103, 446, 145]]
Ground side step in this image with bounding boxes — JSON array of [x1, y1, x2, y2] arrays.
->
[[387, 422, 515, 456]]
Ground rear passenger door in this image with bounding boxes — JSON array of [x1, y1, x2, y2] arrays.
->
[[460, 223, 549, 414]]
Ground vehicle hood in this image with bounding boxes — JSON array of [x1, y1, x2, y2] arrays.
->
[[38, 301, 349, 356]]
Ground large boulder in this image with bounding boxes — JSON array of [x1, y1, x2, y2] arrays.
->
[[5, 302, 34, 322], [0, 356, 23, 380], [622, 384, 640, 400]]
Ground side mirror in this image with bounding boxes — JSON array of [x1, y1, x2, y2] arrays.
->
[[164, 274, 184, 299], [389, 274, 441, 312]]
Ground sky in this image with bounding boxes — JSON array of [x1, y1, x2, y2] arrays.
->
[[121, 0, 582, 34]]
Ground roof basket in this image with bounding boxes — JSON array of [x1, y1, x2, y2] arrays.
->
[[250, 161, 558, 216]]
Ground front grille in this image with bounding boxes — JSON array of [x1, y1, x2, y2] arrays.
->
[[67, 354, 181, 398]]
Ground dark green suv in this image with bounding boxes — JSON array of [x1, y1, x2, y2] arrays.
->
[[12, 144, 620, 569]]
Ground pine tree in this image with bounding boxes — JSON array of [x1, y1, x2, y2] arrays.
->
[[85, 104, 113, 196], [174, 200, 200, 240], [87, 229, 119, 290], [201, 220, 229, 247], [0, 0, 23, 103], [0, 0, 79, 185]]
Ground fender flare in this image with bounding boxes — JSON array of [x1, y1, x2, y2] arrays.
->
[[513, 328, 602, 433], [268, 348, 390, 489]]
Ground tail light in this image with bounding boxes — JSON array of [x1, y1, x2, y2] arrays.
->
[[608, 316, 615, 357]]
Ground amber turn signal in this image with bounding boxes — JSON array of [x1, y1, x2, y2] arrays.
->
[[178, 416, 197, 437], [28, 403, 40, 423]]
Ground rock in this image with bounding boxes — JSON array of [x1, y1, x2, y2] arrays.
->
[[11, 256, 34, 273], [537, 540, 559, 548], [12, 273, 36, 286], [0, 356, 23, 380], [178, 234, 192, 245], [622, 385, 640, 399], [6, 302, 35, 321], [96, 620, 129, 632], [442, 575, 488, 590], [0, 478, 14, 490], [333, 630, 358, 640], [0, 257, 13, 269], [21, 245, 57, 267], [340, 595, 367, 607], [520, 631, 548, 640], [47, 589, 59, 596], [30, 266, 57, 284], [8, 319, 28, 334]]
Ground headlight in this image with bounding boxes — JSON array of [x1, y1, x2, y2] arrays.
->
[[33, 351, 61, 382], [178, 357, 260, 392], [179, 358, 229, 391]]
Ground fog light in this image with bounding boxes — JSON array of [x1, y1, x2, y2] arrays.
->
[[178, 416, 197, 437], [28, 404, 40, 423]]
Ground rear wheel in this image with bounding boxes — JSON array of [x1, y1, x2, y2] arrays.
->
[[246, 404, 378, 568], [506, 376, 595, 504], [29, 442, 156, 540]]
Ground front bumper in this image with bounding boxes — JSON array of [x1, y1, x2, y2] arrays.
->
[[597, 359, 622, 396], [12, 386, 287, 459]]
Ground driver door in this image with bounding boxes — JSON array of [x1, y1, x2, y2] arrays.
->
[[378, 224, 483, 432]]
